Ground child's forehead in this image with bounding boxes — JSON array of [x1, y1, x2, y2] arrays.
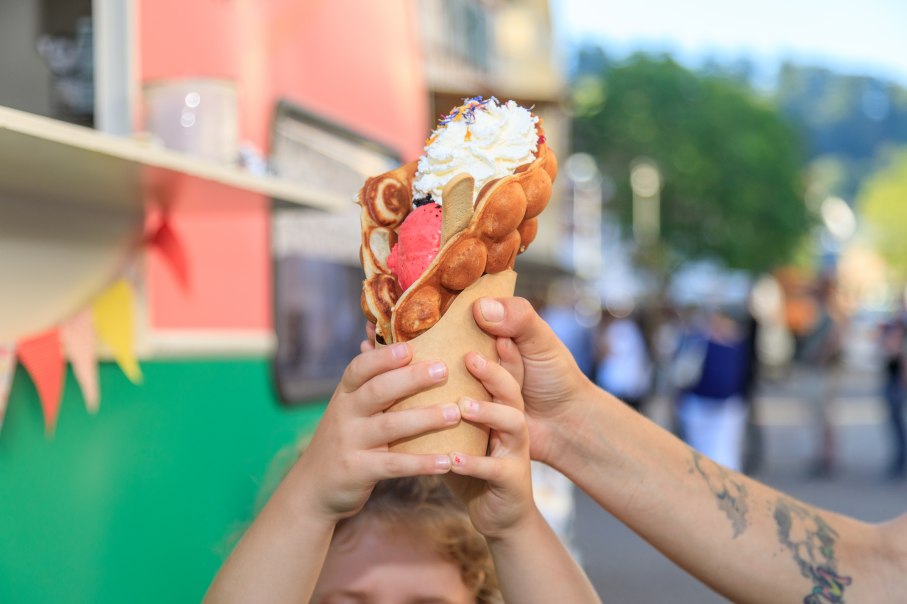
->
[[314, 518, 474, 604]]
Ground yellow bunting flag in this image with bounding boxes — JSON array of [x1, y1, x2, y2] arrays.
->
[[0, 342, 16, 432], [61, 309, 100, 413], [93, 280, 142, 384], [17, 330, 65, 435]]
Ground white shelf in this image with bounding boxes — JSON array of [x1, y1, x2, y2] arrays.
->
[[0, 104, 350, 212], [0, 105, 350, 341]]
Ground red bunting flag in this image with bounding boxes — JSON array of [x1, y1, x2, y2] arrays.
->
[[17, 330, 65, 435], [149, 213, 189, 291]]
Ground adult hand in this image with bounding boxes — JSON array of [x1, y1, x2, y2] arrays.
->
[[472, 297, 598, 465]]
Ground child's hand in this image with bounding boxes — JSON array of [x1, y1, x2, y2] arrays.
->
[[294, 343, 459, 523], [447, 337, 536, 539]]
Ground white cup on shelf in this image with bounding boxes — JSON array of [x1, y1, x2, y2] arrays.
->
[[142, 78, 239, 165]]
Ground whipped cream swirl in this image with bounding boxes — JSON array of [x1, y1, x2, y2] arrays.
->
[[413, 98, 539, 205]]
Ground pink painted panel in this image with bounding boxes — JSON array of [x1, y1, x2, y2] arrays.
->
[[139, 0, 427, 333], [245, 0, 429, 160], [139, 0, 241, 81], [145, 179, 271, 331]]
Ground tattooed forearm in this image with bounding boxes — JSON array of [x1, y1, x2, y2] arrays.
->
[[690, 450, 750, 537], [774, 497, 853, 603]]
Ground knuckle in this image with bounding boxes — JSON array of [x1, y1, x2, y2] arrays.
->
[[383, 455, 407, 476], [342, 356, 364, 387], [485, 460, 504, 482], [407, 363, 435, 388], [359, 379, 383, 405], [380, 410, 402, 435]]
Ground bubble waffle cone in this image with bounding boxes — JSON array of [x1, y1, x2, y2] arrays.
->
[[358, 125, 558, 343], [387, 269, 517, 456]]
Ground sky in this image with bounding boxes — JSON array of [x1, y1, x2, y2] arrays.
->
[[553, 0, 907, 86]]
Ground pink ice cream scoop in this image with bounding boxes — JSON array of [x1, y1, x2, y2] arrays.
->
[[387, 202, 443, 291]]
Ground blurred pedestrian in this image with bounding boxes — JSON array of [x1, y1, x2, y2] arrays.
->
[[540, 279, 596, 380], [741, 301, 763, 475], [675, 307, 751, 471], [537, 279, 594, 554], [880, 302, 907, 480], [795, 277, 842, 477], [595, 302, 652, 412]]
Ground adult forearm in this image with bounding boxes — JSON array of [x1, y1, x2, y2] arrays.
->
[[488, 510, 601, 604], [544, 389, 892, 603]]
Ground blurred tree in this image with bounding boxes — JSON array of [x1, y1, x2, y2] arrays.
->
[[776, 64, 907, 200], [573, 53, 811, 275], [858, 148, 907, 283]]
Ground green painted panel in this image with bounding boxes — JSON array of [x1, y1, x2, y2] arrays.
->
[[0, 359, 324, 603]]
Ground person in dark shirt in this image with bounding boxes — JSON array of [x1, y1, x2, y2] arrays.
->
[[880, 305, 907, 480], [675, 307, 751, 471]]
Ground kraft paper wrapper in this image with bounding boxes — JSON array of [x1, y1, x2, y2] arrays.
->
[[388, 269, 517, 456]]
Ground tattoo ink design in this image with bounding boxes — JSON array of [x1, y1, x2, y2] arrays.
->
[[774, 498, 853, 603], [690, 450, 750, 537]]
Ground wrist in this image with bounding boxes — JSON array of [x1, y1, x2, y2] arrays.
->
[[274, 458, 343, 532], [541, 378, 606, 472], [484, 505, 547, 547]]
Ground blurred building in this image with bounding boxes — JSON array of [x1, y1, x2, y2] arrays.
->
[[0, 2, 570, 602], [418, 0, 569, 277]]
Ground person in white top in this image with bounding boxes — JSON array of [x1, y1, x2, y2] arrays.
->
[[595, 307, 652, 412]]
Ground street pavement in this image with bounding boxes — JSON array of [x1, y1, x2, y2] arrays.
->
[[571, 362, 907, 603]]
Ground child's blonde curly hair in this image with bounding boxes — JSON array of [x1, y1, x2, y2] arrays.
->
[[334, 476, 502, 604]]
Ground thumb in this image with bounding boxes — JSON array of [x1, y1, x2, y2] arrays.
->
[[473, 297, 560, 356]]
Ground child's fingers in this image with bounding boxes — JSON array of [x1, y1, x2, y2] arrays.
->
[[363, 404, 461, 449], [496, 337, 524, 387], [355, 360, 449, 415], [464, 351, 523, 410], [458, 398, 528, 452], [360, 322, 377, 353], [363, 451, 452, 479], [340, 343, 411, 392], [448, 450, 515, 483]]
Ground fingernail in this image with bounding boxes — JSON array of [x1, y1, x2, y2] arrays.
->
[[459, 398, 479, 415], [451, 453, 465, 466], [428, 362, 447, 380], [471, 354, 487, 370], [391, 343, 408, 360], [435, 455, 452, 470], [479, 299, 505, 323], [442, 404, 460, 423]]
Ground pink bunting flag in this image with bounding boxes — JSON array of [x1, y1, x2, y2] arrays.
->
[[17, 330, 65, 435], [61, 310, 100, 413], [0, 342, 16, 432]]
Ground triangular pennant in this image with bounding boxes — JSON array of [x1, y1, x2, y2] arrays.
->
[[61, 309, 100, 413], [93, 280, 143, 384], [150, 214, 190, 291], [17, 330, 65, 435], [0, 342, 16, 432]]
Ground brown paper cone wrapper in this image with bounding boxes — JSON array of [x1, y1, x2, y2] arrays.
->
[[387, 269, 517, 456]]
